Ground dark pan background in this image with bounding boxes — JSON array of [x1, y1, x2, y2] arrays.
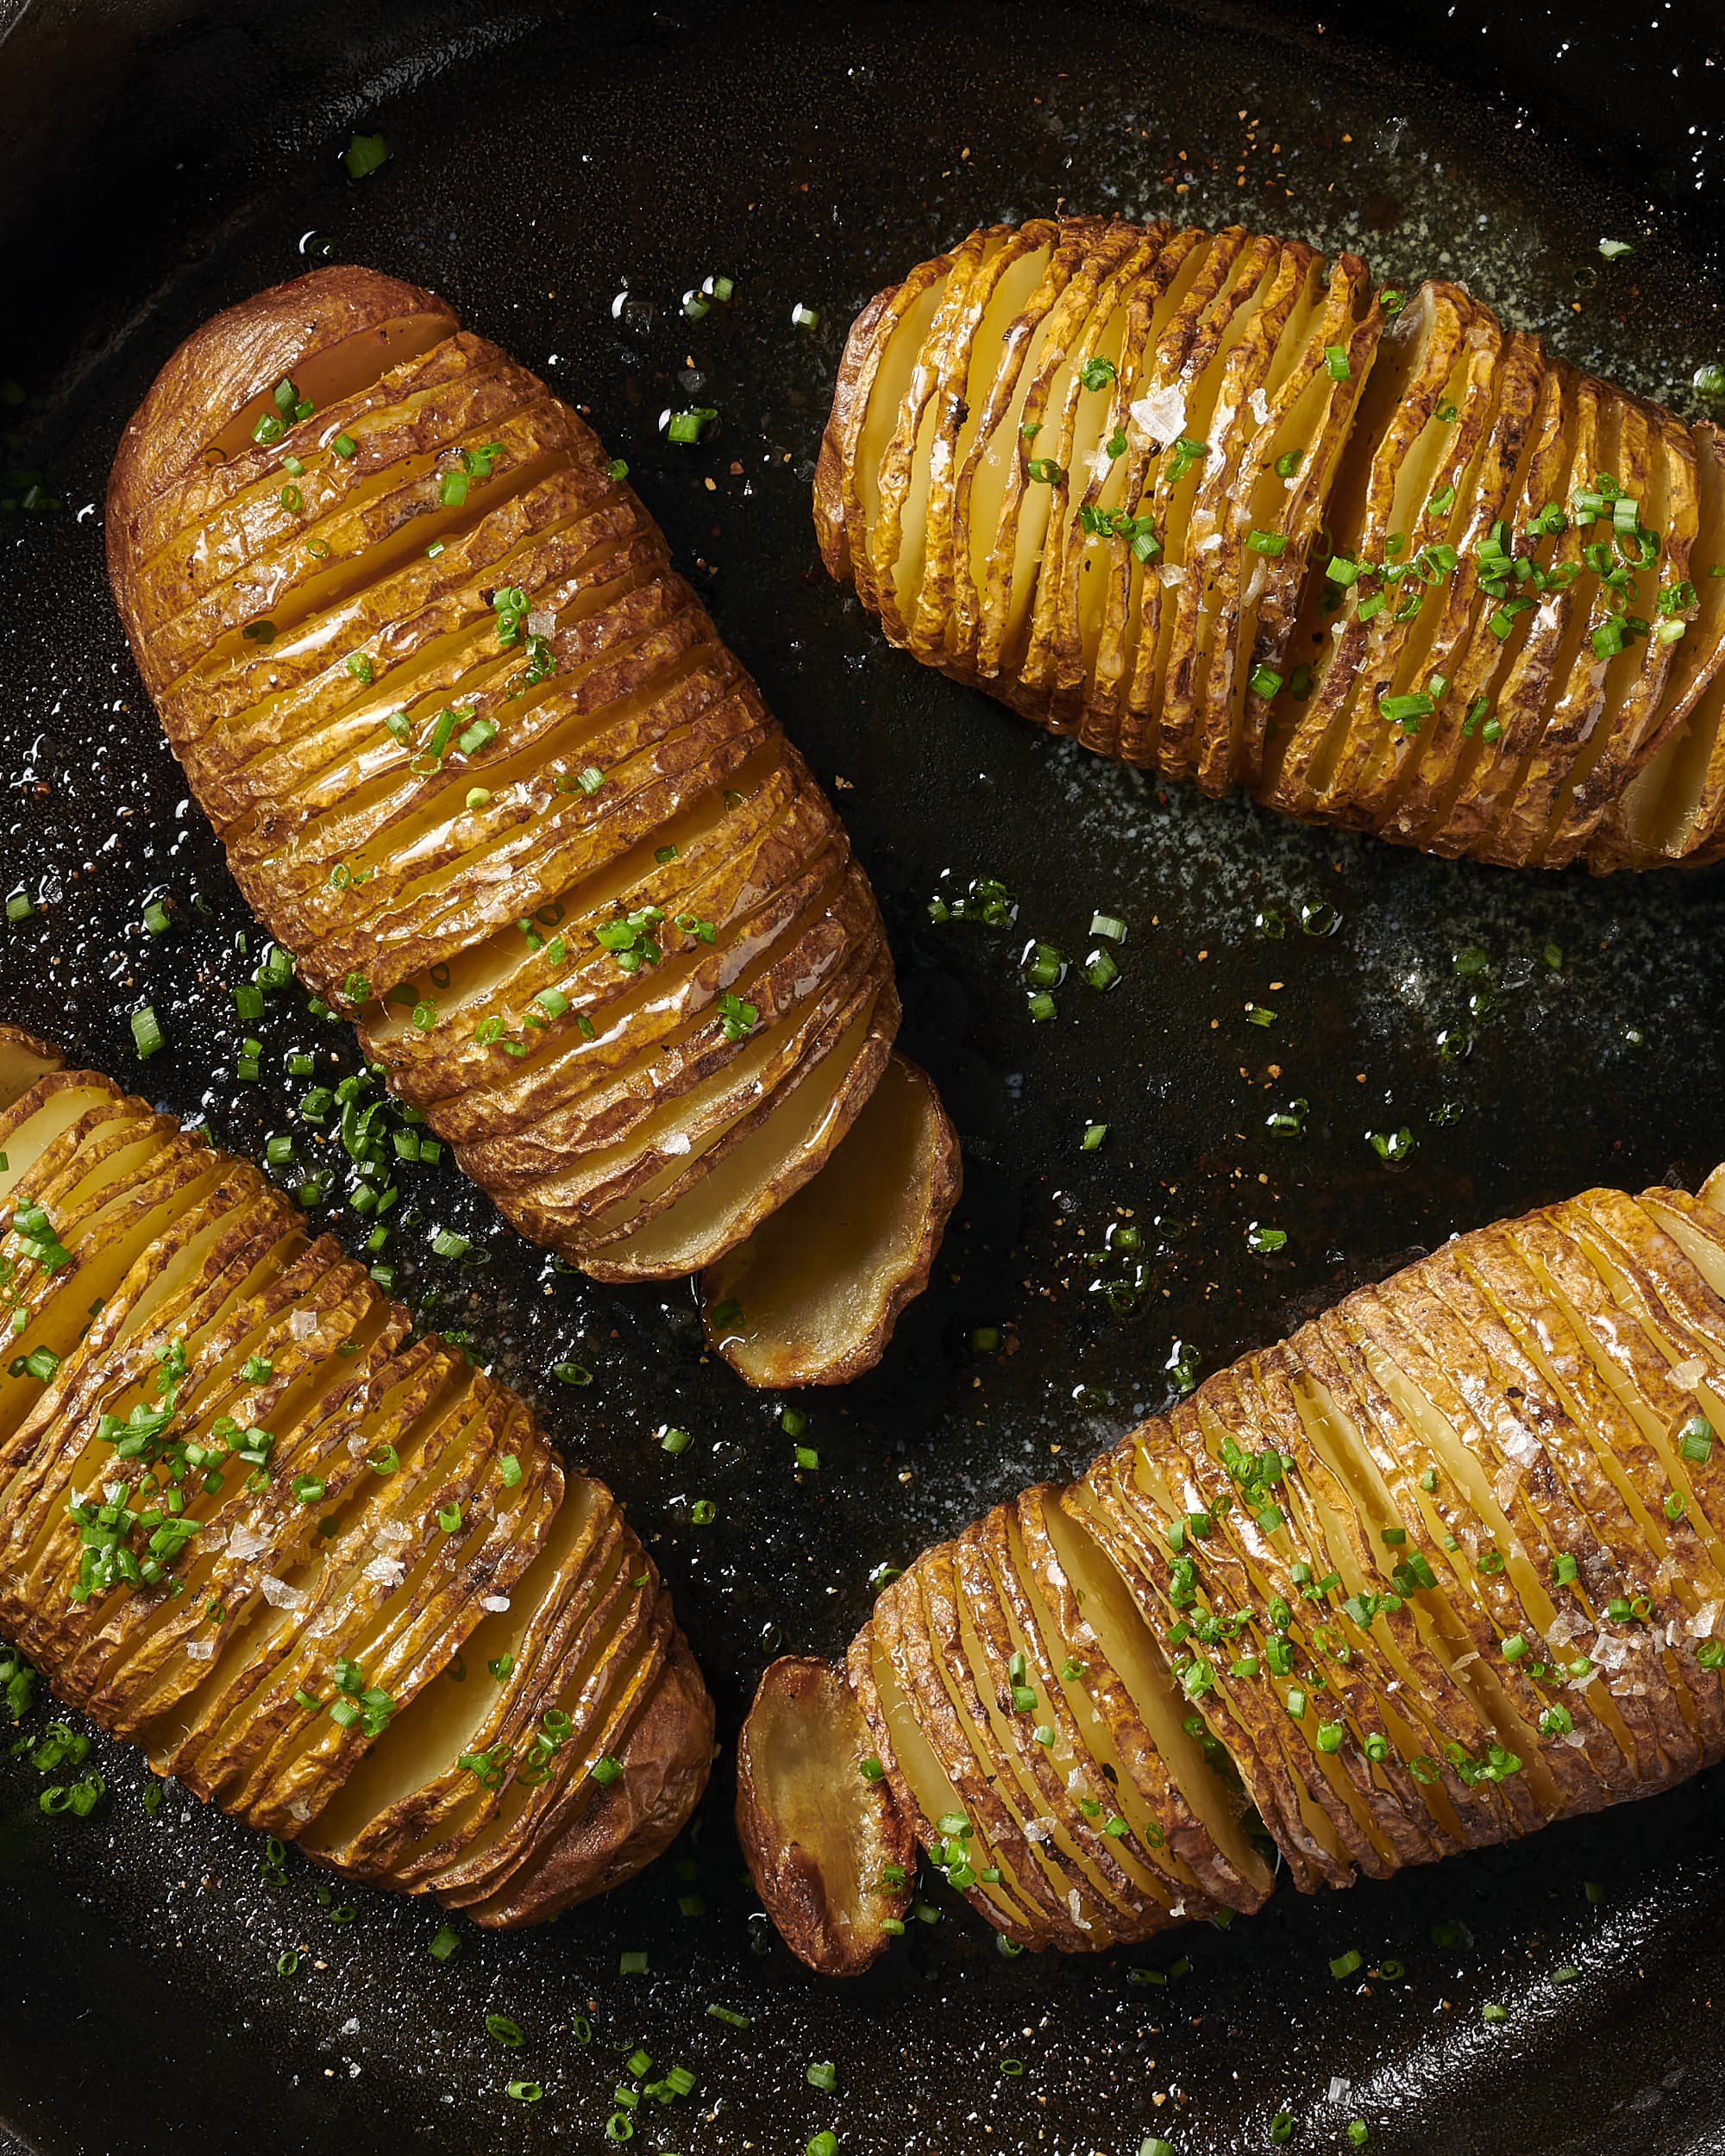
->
[[3, 2, 1725, 2151]]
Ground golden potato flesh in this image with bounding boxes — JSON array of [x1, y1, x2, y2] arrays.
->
[[105, 265, 958, 1385], [739, 1165, 1725, 1971], [819, 214, 1723, 872], [735, 1656, 914, 1977], [0, 1062, 712, 1927]]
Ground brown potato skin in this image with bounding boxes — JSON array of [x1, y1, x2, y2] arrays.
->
[[819, 216, 1722, 874], [0, 1057, 712, 1927], [104, 266, 952, 1386], [746, 1168, 1725, 1970], [467, 1633, 715, 1927]]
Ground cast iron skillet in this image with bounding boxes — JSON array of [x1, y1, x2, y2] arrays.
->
[[2, 3, 1724, 2151]]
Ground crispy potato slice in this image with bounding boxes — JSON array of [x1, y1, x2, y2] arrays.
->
[[699, 1052, 959, 1388], [927, 1529, 1139, 1946], [0, 1066, 710, 1924], [109, 267, 956, 1383], [1013, 1491, 1271, 1915], [823, 217, 1725, 872], [734, 1655, 914, 1977], [861, 1583, 1049, 1944]]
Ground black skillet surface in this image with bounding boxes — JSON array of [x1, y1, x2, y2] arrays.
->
[[3, 3, 1725, 2151]]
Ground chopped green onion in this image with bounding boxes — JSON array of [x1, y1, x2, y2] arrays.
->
[[344, 133, 389, 179]]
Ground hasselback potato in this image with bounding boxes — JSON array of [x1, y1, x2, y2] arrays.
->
[[816, 214, 1725, 871], [739, 1160, 1725, 1972], [106, 266, 958, 1388], [0, 1030, 710, 1927]]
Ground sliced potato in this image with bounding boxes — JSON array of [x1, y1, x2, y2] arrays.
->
[[107, 265, 957, 1383], [0, 1065, 710, 1924], [822, 216, 1723, 872], [744, 1158, 1725, 1961]]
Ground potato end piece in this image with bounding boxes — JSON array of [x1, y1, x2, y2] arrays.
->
[[700, 1053, 960, 1388], [105, 262, 455, 523], [1700, 1163, 1725, 1214], [462, 1631, 715, 1929], [736, 1655, 914, 1976], [813, 285, 898, 580], [0, 1025, 66, 1112]]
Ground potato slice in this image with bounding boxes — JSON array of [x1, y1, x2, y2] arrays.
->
[[1077, 1431, 1348, 1891], [822, 217, 1725, 873], [734, 1656, 915, 1977], [925, 1528, 1140, 1946], [361, 1495, 643, 1888], [699, 1052, 959, 1388], [1298, 1300, 1628, 1817], [864, 1576, 1053, 1943], [1198, 1357, 1491, 1863], [1612, 432, 1725, 864], [0, 1062, 711, 1923], [882, 1550, 1091, 1942], [582, 987, 893, 1277], [1013, 1491, 1271, 1915], [109, 266, 956, 1382]]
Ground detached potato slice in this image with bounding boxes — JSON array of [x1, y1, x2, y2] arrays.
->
[[700, 1053, 960, 1388], [743, 1160, 1725, 1962], [106, 265, 956, 1383], [735, 1656, 915, 1977], [822, 214, 1723, 873], [0, 1063, 711, 1926]]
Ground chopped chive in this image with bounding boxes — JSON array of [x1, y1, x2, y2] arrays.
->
[[344, 133, 389, 179]]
